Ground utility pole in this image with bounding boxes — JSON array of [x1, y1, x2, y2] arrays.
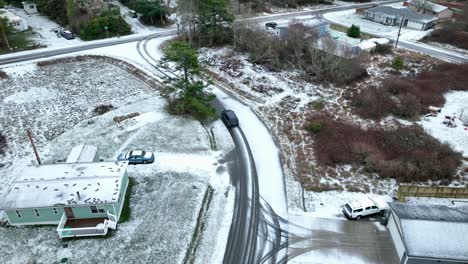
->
[[27, 130, 41, 165], [395, 14, 405, 48]]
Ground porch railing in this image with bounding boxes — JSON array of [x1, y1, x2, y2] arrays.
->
[[56, 213, 109, 238]]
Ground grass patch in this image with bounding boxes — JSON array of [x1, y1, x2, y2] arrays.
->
[[119, 177, 135, 223], [0, 30, 39, 54]]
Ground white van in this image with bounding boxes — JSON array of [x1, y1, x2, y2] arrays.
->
[[342, 197, 388, 220]]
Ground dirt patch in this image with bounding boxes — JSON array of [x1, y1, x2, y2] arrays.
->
[[113, 113, 140, 123]]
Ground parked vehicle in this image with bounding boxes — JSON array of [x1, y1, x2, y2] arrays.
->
[[60, 30, 75, 40], [221, 110, 239, 128], [117, 150, 154, 164], [342, 197, 388, 220], [265, 22, 278, 29]]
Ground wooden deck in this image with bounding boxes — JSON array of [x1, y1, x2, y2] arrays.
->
[[64, 217, 108, 229]]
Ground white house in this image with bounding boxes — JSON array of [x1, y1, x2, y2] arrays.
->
[[364, 6, 437, 31], [22, 2, 38, 15], [0, 9, 28, 31], [406, 0, 453, 19], [387, 203, 468, 264]]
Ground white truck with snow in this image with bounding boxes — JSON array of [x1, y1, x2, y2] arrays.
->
[[342, 197, 389, 220]]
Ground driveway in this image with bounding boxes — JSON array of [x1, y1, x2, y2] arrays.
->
[[286, 214, 399, 264]]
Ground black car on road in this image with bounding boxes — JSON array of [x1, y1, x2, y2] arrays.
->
[[221, 110, 239, 128]]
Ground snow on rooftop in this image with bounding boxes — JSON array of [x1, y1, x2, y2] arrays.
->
[[0, 161, 128, 209], [401, 219, 468, 260], [0, 9, 22, 22]]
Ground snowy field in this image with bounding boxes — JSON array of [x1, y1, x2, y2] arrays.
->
[[323, 7, 431, 41], [420, 91, 468, 158], [6, 7, 83, 48], [0, 58, 234, 263], [198, 47, 400, 219]]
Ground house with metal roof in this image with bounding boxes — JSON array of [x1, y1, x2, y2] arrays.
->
[[364, 6, 437, 30], [387, 202, 468, 264], [0, 161, 129, 238]]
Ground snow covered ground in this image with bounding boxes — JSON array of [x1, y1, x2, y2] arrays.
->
[[323, 7, 431, 41], [420, 91, 468, 158], [6, 7, 83, 48], [406, 196, 468, 206], [0, 58, 234, 263]]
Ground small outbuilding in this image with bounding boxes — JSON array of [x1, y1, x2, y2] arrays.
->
[[387, 202, 468, 264], [0, 161, 129, 238], [22, 2, 38, 14], [0, 9, 28, 31]]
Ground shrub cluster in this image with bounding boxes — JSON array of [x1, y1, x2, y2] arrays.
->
[[93, 104, 114, 115], [427, 27, 468, 50], [371, 43, 393, 55], [352, 63, 468, 119], [234, 24, 367, 85], [79, 11, 131, 41], [0, 70, 7, 79], [305, 114, 462, 182], [347, 24, 361, 38]]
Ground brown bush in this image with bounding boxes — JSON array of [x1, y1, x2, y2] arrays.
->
[[305, 115, 462, 182], [0, 70, 7, 79], [352, 63, 468, 120], [93, 104, 114, 115], [351, 86, 395, 119]]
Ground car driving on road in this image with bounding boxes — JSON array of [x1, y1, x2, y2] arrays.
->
[[342, 197, 388, 220], [117, 150, 154, 164], [221, 110, 239, 128]]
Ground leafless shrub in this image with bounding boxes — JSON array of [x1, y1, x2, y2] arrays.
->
[[233, 23, 367, 85], [305, 114, 462, 182], [93, 104, 114, 115]]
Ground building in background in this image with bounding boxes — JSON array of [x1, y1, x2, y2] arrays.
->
[[387, 202, 468, 264], [405, 0, 453, 20], [364, 6, 437, 31], [0, 9, 28, 31]]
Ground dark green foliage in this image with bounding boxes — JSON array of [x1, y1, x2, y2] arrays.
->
[[0, 0, 5, 8], [163, 40, 216, 122], [306, 115, 462, 182], [79, 10, 131, 40], [305, 122, 323, 134], [119, 177, 134, 223], [166, 80, 216, 122], [130, 1, 168, 26], [34, 0, 69, 25], [0, 17, 34, 54], [347, 24, 361, 38], [391, 57, 404, 70], [164, 40, 200, 81]]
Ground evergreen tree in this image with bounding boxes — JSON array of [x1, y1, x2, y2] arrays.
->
[[347, 24, 361, 38]]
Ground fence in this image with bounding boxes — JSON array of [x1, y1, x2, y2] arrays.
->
[[397, 185, 468, 202]]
